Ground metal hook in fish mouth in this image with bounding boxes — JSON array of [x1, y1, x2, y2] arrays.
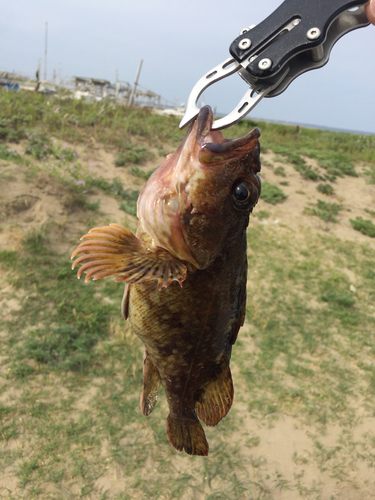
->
[[179, 58, 241, 131], [179, 58, 289, 131]]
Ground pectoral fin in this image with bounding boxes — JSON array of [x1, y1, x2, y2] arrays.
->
[[140, 349, 160, 416], [71, 224, 187, 290], [195, 353, 234, 426]]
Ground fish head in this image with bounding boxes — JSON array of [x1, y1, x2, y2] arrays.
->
[[137, 105, 261, 269]]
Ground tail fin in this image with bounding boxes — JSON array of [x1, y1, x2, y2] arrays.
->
[[166, 413, 209, 456]]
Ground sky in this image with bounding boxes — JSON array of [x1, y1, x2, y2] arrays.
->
[[2, 0, 375, 134]]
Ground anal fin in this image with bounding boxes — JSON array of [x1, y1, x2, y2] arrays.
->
[[140, 349, 160, 416], [195, 354, 234, 426], [166, 413, 208, 456]]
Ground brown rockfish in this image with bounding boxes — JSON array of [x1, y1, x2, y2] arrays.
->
[[71, 106, 261, 456]]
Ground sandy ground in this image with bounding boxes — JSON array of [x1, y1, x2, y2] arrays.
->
[[1, 144, 374, 254], [0, 139, 374, 499]]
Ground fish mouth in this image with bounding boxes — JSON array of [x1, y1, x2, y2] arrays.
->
[[193, 105, 261, 171]]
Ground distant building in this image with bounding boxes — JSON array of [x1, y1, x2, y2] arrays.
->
[[73, 76, 132, 101]]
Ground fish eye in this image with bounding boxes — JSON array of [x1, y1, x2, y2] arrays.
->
[[233, 183, 250, 202], [231, 176, 260, 211]]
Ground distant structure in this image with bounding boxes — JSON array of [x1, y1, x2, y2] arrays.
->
[[72, 75, 161, 107], [0, 71, 20, 90], [0, 68, 176, 111], [73, 76, 125, 101]]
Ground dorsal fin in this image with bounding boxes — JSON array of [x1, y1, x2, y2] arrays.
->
[[195, 353, 234, 426]]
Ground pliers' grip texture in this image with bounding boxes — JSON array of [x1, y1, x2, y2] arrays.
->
[[230, 0, 369, 80]]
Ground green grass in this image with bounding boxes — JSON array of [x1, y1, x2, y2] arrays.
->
[[255, 209, 271, 220], [304, 199, 342, 222], [0, 145, 24, 164], [130, 165, 155, 180], [115, 144, 152, 167], [1, 218, 374, 498], [273, 166, 286, 177], [1, 88, 375, 499], [364, 164, 375, 184], [349, 217, 375, 237], [243, 225, 375, 426], [112, 179, 140, 216], [0, 88, 186, 149], [2, 87, 374, 169], [316, 183, 334, 196], [24, 131, 54, 160], [0, 117, 26, 142], [260, 181, 288, 204], [0, 233, 120, 376]]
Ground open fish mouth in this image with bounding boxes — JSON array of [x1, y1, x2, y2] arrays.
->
[[194, 105, 261, 170]]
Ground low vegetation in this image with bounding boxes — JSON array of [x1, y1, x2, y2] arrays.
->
[[316, 183, 335, 196], [0, 88, 374, 499], [115, 143, 152, 167], [260, 181, 288, 204], [350, 217, 375, 237], [304, 199, 342, 223]]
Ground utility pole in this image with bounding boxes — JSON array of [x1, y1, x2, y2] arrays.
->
[[128, 59, 143, 106], [35, 58, 41, 92], [115, 69, 119, 99], [44, 22, 48, 81]]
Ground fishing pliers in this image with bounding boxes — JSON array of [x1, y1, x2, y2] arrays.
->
[[180, 0, 370, 130]]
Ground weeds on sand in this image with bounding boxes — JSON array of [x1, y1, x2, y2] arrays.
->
[[304, 199, 342, 222], [260, 181, 288, 205], [349, 217, 375, 237]]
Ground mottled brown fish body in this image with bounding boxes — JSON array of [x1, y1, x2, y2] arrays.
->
[[71, 106, 261, 456], [129, 234, 247, 454]]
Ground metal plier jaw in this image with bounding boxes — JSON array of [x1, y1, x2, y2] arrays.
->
[[180, 0, 369, 131]]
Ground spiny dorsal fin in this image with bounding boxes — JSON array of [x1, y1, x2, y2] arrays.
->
[[140, 349, 160, 416], [195, 353, 234, 426], [71, 223, 187, 290]]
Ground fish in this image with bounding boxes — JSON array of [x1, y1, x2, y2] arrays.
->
[[71, 105, 261, 456]]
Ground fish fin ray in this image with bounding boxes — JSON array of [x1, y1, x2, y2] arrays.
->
[[121, 284, 130, 320], [166, 413, 208, 456], [140, 349, 160, 416], [195, 354, 234, 426], [71, 224, 187, 289]]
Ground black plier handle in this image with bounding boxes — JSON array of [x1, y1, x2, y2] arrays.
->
[[180, 0, 369, 130]]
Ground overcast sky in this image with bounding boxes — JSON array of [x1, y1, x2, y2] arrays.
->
[[2, 0, 375, 133]]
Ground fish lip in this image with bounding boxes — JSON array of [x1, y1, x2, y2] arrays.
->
[[194, 106, 261, 161], [195, 106, 214, 141], [203, 128, 261, 152]]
